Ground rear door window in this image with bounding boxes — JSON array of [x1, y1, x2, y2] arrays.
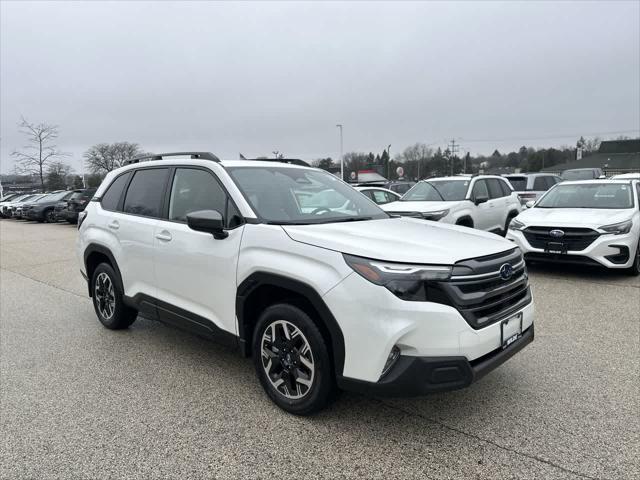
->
[[499, 179, 512, 196], [101, 172, 132, 211], [123, 168, 169, 218]]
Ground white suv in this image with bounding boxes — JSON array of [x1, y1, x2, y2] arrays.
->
[[507, 180, 640, 275], [382, 175, 522, 234], [77, 152, 535, 415]]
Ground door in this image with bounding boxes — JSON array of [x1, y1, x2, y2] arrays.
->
[[153, 167, 245, 337], [486, 178, 508, 231], [470, 179, 494, 230], [116, 168, 169, 303]]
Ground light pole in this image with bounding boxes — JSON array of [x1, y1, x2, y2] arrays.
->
[[336, 124, 343, 180], [387, 144, 391, 178]]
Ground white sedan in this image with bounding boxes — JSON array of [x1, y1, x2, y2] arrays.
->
[[355, 186, 401, 205], [507, 180, 640, 275]]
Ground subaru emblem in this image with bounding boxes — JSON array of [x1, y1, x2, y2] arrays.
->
[[549, 229, 565, 238], [499, 263, 513, 280]]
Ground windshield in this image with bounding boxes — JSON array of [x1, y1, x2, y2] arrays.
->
[[425, 180, 470, 201], [506, 177, 527, 191], [537, 183, 634, 209], [401, 182, 443, 201], [562, 170, 596, 181], [227, 167, 388, 224], [37, 191, 69, 202]]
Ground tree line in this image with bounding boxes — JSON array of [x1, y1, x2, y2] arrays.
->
[[7, 117, 634, 192]]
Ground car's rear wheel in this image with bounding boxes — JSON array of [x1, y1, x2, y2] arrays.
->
[[252, 304, 334, 415], [627, 239, 640, 276], [91, 263, 137, 329]]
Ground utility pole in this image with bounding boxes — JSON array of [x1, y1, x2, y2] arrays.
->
[[336, 124, 344, 180], [448, 139, 459, 175]]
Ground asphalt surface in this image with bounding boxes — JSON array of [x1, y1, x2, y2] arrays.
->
[[1, 220, 638, 480]]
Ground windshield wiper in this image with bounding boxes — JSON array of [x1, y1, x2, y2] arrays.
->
[[315, 216, 373, 224]]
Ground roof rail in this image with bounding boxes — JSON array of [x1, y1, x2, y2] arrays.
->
[[124, 151, 220, 165], [243, 158, 310, 167]]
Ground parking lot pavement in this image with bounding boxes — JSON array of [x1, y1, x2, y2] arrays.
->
[[1, 220, 638, 480]]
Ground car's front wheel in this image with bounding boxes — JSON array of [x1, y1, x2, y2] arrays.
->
[[91, 263, 137, 329], [45, 209, 56, 223], [252, 304, 335, 415]]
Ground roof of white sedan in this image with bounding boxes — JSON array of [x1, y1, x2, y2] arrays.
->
[[558, 179, 638, 185]]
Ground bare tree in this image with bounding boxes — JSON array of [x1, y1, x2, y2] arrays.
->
[[11, 117, 68, 192], [84, 142, 143, 174]]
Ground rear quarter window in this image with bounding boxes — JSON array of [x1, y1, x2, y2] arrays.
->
[[101, 172, 132, 211]]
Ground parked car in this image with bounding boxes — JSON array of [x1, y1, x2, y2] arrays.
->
[[78, 152, 534, 415], [0, 193, 24, 217], [65, 188, 97, 223], [561, 168, 604, 181], [503, 173, 563, 205], [10, 194, 47, 219], [383, 180, 416, 195], [382, 175, 522, 235], [507, 180, 640, 275], [611, 173, 640, 180], [25, 191, 75, 222], [355, 186, 401, 205]]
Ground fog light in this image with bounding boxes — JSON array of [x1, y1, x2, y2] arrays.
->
[[381, 346, 401, 378]]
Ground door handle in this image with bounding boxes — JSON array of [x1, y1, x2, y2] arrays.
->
[[108, 220, 119, 230], [155, 231, 172, 242]]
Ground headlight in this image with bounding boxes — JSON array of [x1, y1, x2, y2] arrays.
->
[[421, 209, 449, 221], [599, 220, 632, 235], [508, 219, 526, 231], [343, 254, 451, 301]]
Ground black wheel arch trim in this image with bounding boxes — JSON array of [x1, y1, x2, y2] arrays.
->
[[456, 215, 474, 227], [83, 244, 124, 297], [236, 272, 346, 376]]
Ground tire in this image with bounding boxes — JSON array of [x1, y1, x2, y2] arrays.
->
[[627, 239, 640, 276], [252, 303, 335, 416], [90, 263, 137, 329], [44, 209, 56, 223]]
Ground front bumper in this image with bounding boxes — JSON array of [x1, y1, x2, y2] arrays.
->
[[507, 229, 638, 269], [338, 324, 534, 396], [26, 209, 45, 221]]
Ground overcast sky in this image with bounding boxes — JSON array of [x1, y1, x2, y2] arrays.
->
[[1, 1, 639, 174]]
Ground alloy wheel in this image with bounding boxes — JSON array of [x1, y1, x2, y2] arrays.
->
[[261, 320, 315, 399], [46, 210, 56, 223], [94, 272, 116, 320]]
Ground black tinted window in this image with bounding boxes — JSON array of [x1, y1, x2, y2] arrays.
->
[[499, 180, 512, 196], [123, 169, 168, 217], [487, 179, 505, 199], [533, 177, 548, 191], [168, 168, 227, 222], [101, 172, 132, 211], [506, 177, 527, 191], [472, 180, 489, 199]]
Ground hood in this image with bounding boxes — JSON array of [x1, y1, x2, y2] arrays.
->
[[382, 200, 464, 213], [282, 217, 514, 264], [518, 208, 634, 228]]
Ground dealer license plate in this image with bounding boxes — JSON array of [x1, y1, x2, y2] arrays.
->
[[546, 242, 566, 254], [501, 313, 523, 349]]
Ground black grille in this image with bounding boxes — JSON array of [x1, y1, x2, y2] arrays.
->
[[390, 211, 423, 218], [523, 226, 599, 251], [429, 248, 532, 329]]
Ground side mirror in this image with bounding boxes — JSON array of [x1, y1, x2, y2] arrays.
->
[[474, 195, 489, 205], [525, 200, 535, 209], [186, 209, 228, 240]]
